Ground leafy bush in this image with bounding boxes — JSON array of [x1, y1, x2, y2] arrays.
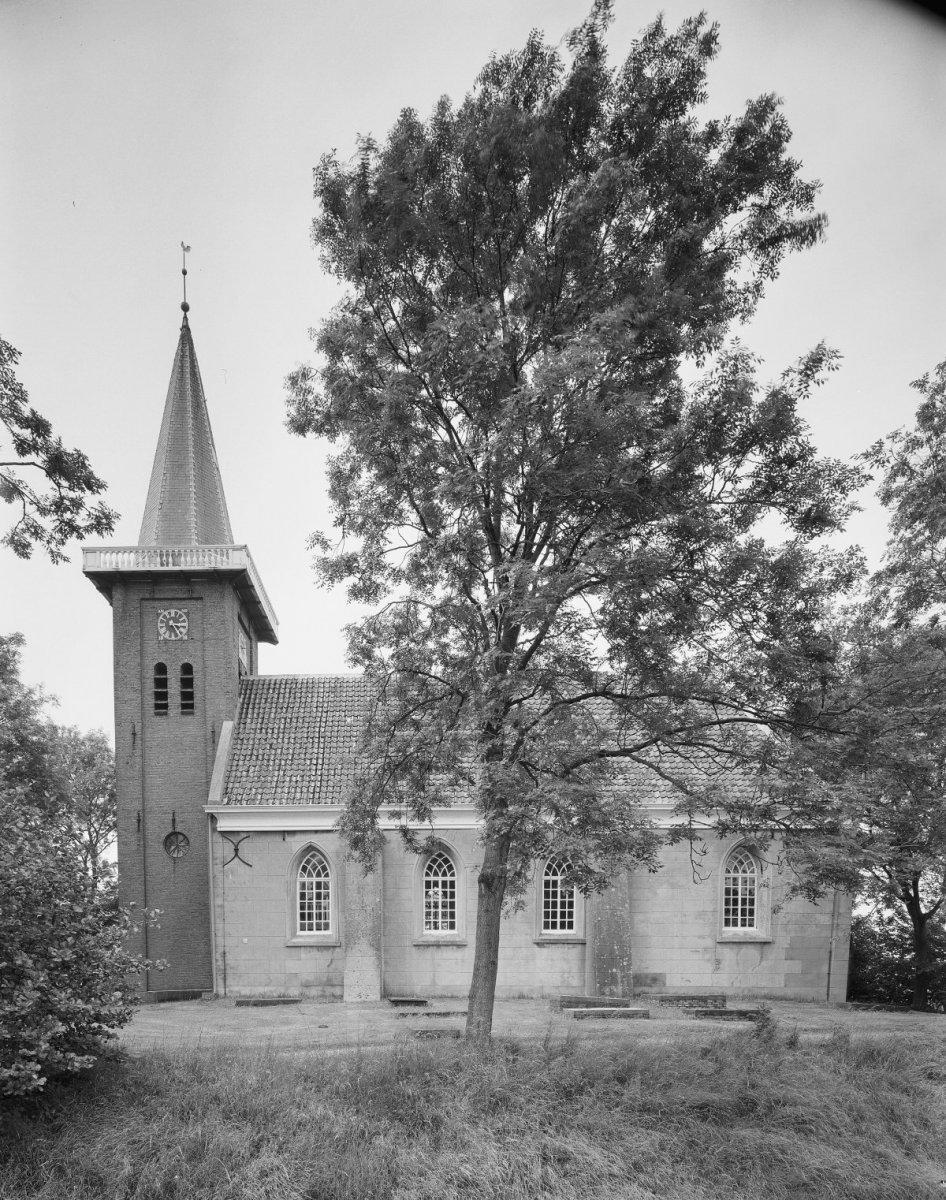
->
[[848, 912, 946, 1010], [0, 800, 145, 1097]]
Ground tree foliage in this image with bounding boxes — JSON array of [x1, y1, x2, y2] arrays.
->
[[0, 635, 140, 1096], [754, 365, 946, 1010], [763, 618, 946, 1008], [868, 361, 946, 623], [0, 335, 117, 561], [288, 6, 860, 1039], [48, 726, 117, 888], [848, 911, 946, 1010]]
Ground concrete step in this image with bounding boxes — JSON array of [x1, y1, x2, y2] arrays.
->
[[553, 995, 636, 1009], [564, 1007, 650, 1020], [387, 996, 430, 1007], [637, 993, 727, 1009], [692, 1008, 763, 1021]]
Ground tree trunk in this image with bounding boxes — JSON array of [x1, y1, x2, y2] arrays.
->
[[904, 880, 932, 1011], [909, 912, 932, 1011], [465, 828, 511, 1045]]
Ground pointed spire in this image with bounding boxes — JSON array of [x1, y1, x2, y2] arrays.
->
[[137, 316, 234, 546]]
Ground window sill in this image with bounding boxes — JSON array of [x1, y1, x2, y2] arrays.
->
[[286, 936, 340, 948], [534, 936, 586, 946], [716, 932, 772, 944], [413, 936, 467, 947]]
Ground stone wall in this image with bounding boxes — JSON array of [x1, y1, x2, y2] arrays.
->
[[209, 824, 850, 1002], [628, 837, 851, 1000]]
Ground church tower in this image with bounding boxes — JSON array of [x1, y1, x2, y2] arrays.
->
[[84, 299, 278, 998]]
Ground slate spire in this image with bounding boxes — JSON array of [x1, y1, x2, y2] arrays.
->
[[137, 316, 235, 546]]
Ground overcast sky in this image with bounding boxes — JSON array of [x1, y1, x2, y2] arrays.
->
[[1, 0, 945, 738]]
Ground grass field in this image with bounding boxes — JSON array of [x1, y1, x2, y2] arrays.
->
[[2, 1016, 944, 1200]]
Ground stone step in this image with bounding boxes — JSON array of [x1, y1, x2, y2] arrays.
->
[[692, 1008, 763, 1021], [553, 995, 636, 1009], [144, 989, 206, 1004], [235, 997, 302, 1008], [387, 996, 430, 1007], [395, 1010, 468, 1019], [637, 993, 727, 1009], [564, 1007, 650, 1020]]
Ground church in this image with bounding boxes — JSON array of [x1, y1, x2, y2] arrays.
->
[[82, 309, 851, 1004]]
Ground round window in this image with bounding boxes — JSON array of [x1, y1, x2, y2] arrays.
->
[[163, 831, 190, 860]]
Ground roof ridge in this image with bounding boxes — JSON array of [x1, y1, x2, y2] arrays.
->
[[242, 672, 365, 681]]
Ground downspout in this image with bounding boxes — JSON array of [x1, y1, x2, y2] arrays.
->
[[207, 813, 219, 996], [205, 719, 234, 998], [825, 888, 840, 1002]]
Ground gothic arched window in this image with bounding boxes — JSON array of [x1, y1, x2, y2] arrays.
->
[[723, 848, 758, 929], [180, 662, 195, 713], [153, 663, 168, 715], [297, 848, 331, 934], [542, 857, 576, 933], [423, 850, 457, 933]]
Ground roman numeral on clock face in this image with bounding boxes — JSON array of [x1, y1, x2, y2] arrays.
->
[[157, 609, 189, 640]]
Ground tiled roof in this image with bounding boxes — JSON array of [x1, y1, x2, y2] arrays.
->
[[221, 673, 759, 810], [138, 318, 234, 546], [223, 675, 371, 806], [607, 754, 759, 808]]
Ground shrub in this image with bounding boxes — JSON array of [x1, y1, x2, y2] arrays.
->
[[0, 799, 146, 1097]]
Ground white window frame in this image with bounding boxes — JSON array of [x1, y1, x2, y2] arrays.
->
[[535, 856, 585, 944], [717, 843, 771, 943], [286, 844, 339, 946], [413, 842, 466, 945]]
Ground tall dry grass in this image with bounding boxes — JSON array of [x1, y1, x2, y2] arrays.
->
[[1, 1021, 943, 1199]]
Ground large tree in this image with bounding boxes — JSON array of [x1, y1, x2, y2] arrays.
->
[[1, 335, 117, 561], [289, 7, 860, 1040]]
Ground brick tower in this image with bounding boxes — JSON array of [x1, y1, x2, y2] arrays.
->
[[84, 305, 278, 998]]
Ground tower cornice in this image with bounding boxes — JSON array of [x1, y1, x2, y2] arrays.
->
[[82, 543, 278, 644]]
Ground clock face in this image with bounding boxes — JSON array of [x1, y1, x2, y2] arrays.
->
[[157, 609, 189, 640]]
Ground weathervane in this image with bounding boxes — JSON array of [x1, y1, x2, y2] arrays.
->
[[180, 241, 191, 319]]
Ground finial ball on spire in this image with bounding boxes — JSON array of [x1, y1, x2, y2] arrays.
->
[[181, 301, 190, 313]]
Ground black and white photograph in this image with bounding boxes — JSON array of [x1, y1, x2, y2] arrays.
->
[[1, 1, 944, 1196]]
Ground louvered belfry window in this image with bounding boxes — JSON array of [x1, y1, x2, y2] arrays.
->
[[298, 849, 331, 934], [723, 848, 758, 928], [542, 857, 576, 933], [424, 850, 457, 932], [153, 663, 169, 715], [180, 663, 195, 713]]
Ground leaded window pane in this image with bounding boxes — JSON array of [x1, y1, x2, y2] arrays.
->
[[542, 857, 576, 933], [424, 851, 457, 932], [298, 849, 331, 934], [723, 849, 757, 929]]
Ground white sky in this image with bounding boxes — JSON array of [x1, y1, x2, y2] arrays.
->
[[1, 0, 944, 739]]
